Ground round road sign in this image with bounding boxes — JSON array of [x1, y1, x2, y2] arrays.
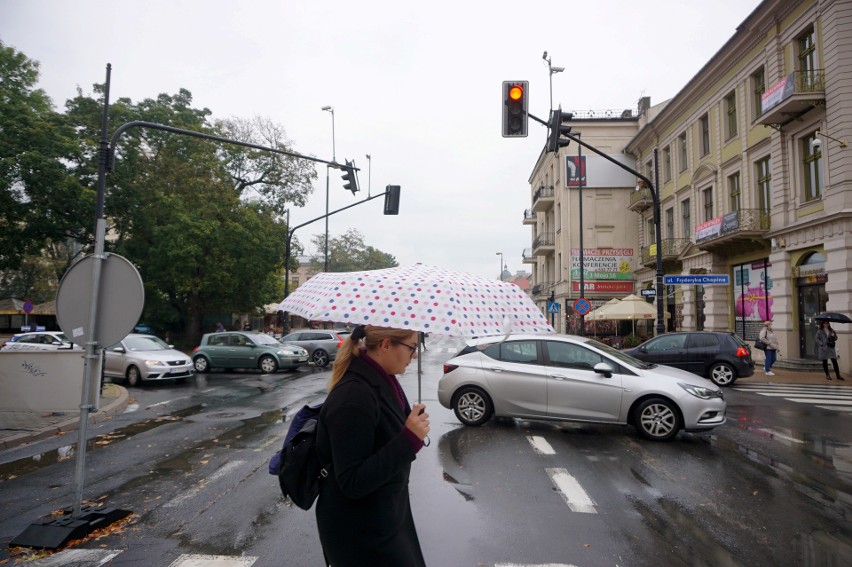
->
[[573, 298, 591, 316], [22, 300, 34, 314]]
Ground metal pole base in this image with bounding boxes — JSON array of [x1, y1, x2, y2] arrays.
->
[[10, 505, 131, 550]]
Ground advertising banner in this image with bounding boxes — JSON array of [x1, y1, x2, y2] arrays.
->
[[570, 248, 634, 280], [571, 281, 634, 293], [695, 217, 722, 241]]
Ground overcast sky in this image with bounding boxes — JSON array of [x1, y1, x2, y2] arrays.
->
[[2, 0, 762, 280]]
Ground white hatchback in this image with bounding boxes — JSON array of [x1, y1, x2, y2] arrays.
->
[[438, 334, 726, 441], [1, 331, 81, 351]]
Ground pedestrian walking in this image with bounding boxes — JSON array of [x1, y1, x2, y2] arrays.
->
[[315, 324, 429, 567], [215, 322, 225, 332], [759, 320, 780, 376], [816, 320, 844, 380]]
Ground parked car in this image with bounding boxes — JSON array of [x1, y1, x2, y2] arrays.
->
[[279, 330, 344, 368], [622, 331, 754, 387], [192, 331, 309, 374], [1, 331, 81, 351], [103, 333, 194, 387], [437, 333, 726, 441]]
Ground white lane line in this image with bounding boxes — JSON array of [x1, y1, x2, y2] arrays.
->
[[30, 549, 123, 565], [527, 435, 556, 455], [786, 398, 852, 405], [746, 393, 852, 399], [495, 564, 578, 567], [817, 405, 852, 412], [546, 468, 597, 514], [167, 555, 257, 567], [123, 403, 139, 413], [750, 428, 805, 444], [146, 395, 191, 409], [164, 460, 245, 508]]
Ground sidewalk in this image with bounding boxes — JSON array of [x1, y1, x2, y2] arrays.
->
[[0, 383, 129, 450]]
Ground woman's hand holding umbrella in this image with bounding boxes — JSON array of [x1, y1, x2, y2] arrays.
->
[[406, 403, 430, 445]]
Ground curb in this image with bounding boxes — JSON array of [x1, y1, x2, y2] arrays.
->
[[0, 384, 130, 451]]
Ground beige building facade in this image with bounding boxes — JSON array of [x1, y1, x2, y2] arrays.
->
[[527, 0, 852, 372]]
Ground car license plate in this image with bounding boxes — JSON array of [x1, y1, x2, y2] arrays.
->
[[298, 357, 308, 362]]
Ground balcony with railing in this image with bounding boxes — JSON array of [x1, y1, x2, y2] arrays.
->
[[523, 209, 536, 225], [757, 70, 825, 126], [531, 185, 555, 212], [640, 238, 692, 267], [695, 209, 770, 254], [531, 281, 555, 296], [628, 187, 653, 212], [532, 232, 555, 256], [522, 248, 536, 263]]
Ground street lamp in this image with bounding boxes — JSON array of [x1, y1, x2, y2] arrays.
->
[[633, 148, 665, 336], [496, 252, 504, 281], [321, 106, 335, 271], [542, 50, 564, 118]]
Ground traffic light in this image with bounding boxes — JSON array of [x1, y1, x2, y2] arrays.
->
[[341, 159, 359, 194], [502, 81, 529, 137], [383, 185, 400, 215], [547, 106, 573, 153]]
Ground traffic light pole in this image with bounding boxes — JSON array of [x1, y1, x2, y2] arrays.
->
[[282, 188, 395, 334], [529, 111, 665, 336]]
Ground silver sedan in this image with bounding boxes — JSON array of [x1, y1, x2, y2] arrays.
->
[[438, 334, 725, 441], [103, 334, 194, 387]]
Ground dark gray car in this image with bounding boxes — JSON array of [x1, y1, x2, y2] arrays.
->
[[279, 330, 343, 368]]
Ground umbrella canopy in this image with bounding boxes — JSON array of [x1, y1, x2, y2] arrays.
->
[[585, 298, 621, 321], [278, 264, 554, 338], [591, 294, 659, 321], [815, 312, 852, 324]]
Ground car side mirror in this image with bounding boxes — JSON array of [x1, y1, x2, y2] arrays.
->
[[593, 362, 614, 378], [114, 347, 126, 353]]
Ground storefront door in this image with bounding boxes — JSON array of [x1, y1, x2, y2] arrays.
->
[[797, 282, 827, 359]]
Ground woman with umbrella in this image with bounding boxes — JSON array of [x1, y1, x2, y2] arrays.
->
[[315, 325, 430, 567], [816, 320, 844, 380]]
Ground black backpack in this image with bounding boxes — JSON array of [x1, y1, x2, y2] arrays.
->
[[268, 403, 330, 510]]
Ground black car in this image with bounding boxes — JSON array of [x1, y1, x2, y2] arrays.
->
[[623, 331, 754, 387]]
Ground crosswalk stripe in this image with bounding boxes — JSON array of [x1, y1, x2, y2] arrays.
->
[[816, 405, 852, 412], [785, 398, 852, 405], [546, 468, 597, 514], [527, 435, 556, 455], [167, 555, 257, 567], [164, 460, 245, 508], [744, 393, 852, 399]]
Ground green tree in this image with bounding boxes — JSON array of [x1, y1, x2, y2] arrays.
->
[[0, 41, 91, 273], [310, 229, 398, 273]]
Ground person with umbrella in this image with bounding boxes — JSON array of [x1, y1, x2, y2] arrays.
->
[[314, 324, 430, 567], [816, 320, 844, 380]]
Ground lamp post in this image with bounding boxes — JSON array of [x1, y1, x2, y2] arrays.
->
[[542, 51, 564, 119], [496, 252, 504, 281], [321, 106, 335, 272], [633, 149, 665, 337]]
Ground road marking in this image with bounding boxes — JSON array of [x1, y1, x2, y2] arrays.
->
[[167, 555, 257, 567], [495, 564, 578, 567], [785, 398, 852, 406], [749, 428, 805, 444], [164, 460, 245, 508], [123, 403, 139, 413], [26, 549, 122, 566], [527, 435, 555, 455], [146, 395, 191, 409], [817, 405, 852, 412], [546, 468, 597, 514]]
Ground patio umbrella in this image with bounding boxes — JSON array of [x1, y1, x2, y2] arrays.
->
[[589, 293, 668, 335], [278, 264, 554, 401], [815, 312, 852, 324]]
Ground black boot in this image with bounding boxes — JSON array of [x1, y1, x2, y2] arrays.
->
[[826, 374, 833, 380], [838, 375, 845, 381]]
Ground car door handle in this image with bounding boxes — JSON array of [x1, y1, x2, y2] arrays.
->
[[488, 367, 505, 372], [551, 374, 568, 380]]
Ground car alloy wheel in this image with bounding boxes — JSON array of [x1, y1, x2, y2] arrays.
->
[[453, 387, 493, 426], [127, 366, 141, 387], [259, 355, 278, 374], [709, 362, 736, 387], [193, 356, 209, 373], [311, 349, 329, 368], [636, 398, 680, 441]]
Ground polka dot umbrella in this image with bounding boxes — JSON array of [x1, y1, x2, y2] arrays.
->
[[277, 264, 553, 338]]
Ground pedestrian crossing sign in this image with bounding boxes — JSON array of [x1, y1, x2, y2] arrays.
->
[[547, 302, 560, 314]]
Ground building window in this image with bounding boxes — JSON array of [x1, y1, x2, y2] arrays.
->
[[700, 114, 710, 157], [803, 133, 822, 201], [725, 91, 737, 139], [663, 146, 672, 182], [647, 218, 655, 245], [703, 188, 714, 222], [645, 160, 653, 180], [678, 132, 688, 172], [728, 172, 741, 212], [799, 28, 816, 75], [681, 198, 692, 239], [752, 67, 765, 119], [665, 208, 674, 240], [756, 157, 771, 212]]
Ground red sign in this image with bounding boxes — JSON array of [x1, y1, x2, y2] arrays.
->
[[571, 281, 634, 293]]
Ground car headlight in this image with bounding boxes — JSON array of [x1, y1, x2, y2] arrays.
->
[[143, 360, 162, 368], [679, 382, 722, 400]]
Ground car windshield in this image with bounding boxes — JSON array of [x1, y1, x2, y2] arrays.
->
[[583, 338, 655, 369], [124, 335, 170, 351], [251, 333, 281, 346], [55, 333, 70, 341]]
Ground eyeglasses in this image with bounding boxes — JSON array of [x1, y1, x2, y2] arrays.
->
[[393, 340, 418, 357]]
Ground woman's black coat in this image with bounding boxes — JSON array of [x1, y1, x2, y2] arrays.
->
[[315, 356, 426, 567]]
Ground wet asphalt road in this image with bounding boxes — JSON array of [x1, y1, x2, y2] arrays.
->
[[0, 335, 850, 566]]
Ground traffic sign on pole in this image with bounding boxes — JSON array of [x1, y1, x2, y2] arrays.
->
[[572, 298, 591, 316]]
